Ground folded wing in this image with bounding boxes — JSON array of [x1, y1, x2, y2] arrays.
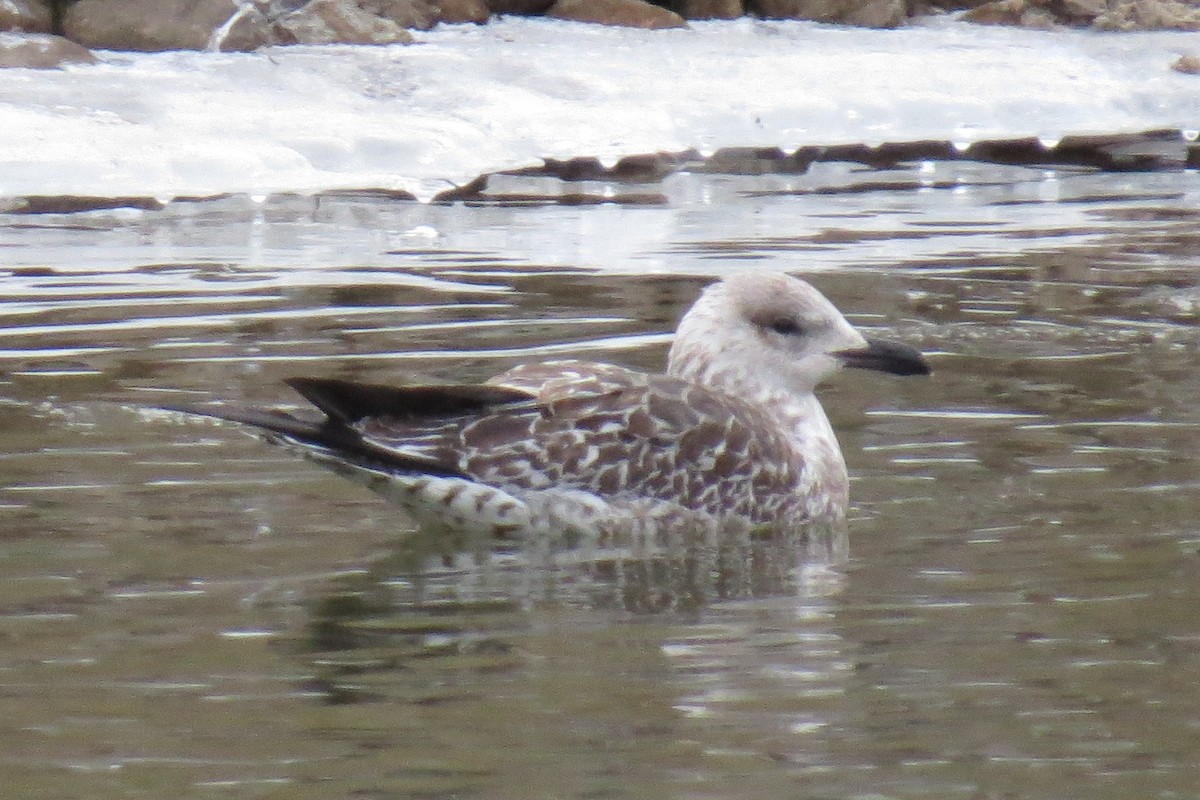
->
[[170, 363, 802, 524]]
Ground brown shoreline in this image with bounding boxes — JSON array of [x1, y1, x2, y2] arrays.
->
[[3, 0, 1199, 66]]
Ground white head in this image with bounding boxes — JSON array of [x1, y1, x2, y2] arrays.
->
[[668, 272, 928, 396]]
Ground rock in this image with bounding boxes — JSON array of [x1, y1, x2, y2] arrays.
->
[[913, 0, 994, 8], [0, 31, 96, 67], [274, 0, 415, 43], [429, 0, 491, 22], [547, 0, 688, 28], [961, 0, 1058, 27], [63, 0, 253, 51], [1059, 0, 1108, 20], [1094, 0, 1200, 29], [485, 0, 555, 12], [359, 0, 436, 28], [755, 0, 908, 27], [263, 0, 312, 13], [212, 3, 275, 50], [1172, 53, 1200, 72], [678, 0, 744, 18], [961, 0, 1200, 28], [0, 0, 52, 33]]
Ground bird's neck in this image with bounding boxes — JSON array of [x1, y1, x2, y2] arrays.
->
[[771, 390, 849, 519], [672, 352, 850, 522]]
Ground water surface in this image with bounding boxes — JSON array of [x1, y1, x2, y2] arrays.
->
[[2, 161, 1199, 799]]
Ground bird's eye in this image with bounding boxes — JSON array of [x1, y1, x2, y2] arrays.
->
[[768, 318, 803, 336]]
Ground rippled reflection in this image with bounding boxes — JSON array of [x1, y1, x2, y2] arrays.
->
[[2, 164, 1199, 798]]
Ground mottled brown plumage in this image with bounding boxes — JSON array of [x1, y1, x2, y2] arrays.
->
[[347, 363, 805, 526], [165, 272, 930, 541]]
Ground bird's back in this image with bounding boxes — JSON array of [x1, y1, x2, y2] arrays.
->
[[332, 360, 814, 535]]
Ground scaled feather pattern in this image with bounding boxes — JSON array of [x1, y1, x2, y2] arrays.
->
[[166, 272, 930, 543]]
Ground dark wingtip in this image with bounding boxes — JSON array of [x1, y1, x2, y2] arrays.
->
[[159, 402, 328, 441], [160, 400, 471, 480], [285, 377, 535, 424], [837, 338, 931, 377]]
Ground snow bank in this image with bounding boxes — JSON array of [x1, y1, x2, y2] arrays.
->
[[1, 17, 1196, 201]]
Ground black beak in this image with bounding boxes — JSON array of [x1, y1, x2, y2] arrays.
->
[[836, 338, 931, 376]]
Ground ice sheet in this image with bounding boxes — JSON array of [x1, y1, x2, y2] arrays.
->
[[1, 16, 1196, 201]]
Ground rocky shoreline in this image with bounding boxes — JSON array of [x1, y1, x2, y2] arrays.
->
[[1, 0, 1199, 67]]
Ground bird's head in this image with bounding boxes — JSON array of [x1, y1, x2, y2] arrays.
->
[[668, 272, 929, 396]]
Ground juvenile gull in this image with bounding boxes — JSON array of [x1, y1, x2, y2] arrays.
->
[[167, 272, 929, 540]]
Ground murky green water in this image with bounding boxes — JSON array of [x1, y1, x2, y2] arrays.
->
[[2, 162, 1199, 799]]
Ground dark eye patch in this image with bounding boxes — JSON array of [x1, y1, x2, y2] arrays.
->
[[768, 317, 803, 336]]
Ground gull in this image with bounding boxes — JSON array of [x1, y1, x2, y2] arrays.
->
[[167, 272, 929, 542]]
